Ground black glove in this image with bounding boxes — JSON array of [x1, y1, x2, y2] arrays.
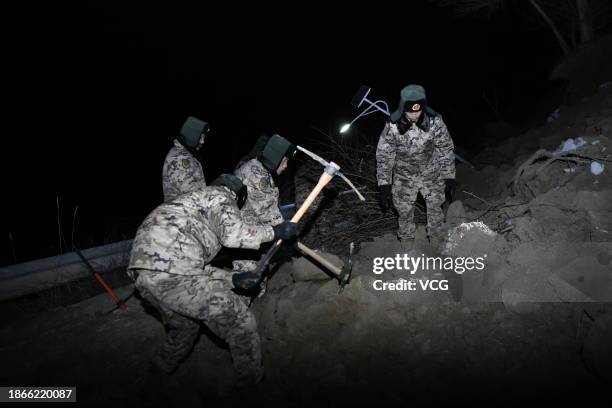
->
[[279, 203, 296, 220], [444, 179, 457, 202], [232, 271, 262, 291], [378, 185, 392, 212], [272, 221, 298, 241], [397, 116, 412, 134]]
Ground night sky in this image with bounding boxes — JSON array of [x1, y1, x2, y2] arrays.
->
[[4, 0, 564, 265]]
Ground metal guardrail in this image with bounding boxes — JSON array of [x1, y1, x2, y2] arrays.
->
[[0, 240, 133, 301]]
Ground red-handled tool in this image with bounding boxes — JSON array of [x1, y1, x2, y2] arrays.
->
[[74, 246, 128, 310]]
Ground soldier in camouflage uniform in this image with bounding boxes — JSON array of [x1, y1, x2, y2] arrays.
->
[[376, 85, 455, 245], [162, 116, 210, 202], [128, 174, 298, 387], [234, 134, 296, 227]]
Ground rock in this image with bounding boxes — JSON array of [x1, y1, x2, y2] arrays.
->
[[591, 161, 605, 175], [507, 242, 612, 271], [571, 190, 612, 212], [506, 243, 555, 269], [441, 221, 496, 257], [555, 257, 612, 301], [546, 274, 594, 302], [511, 217, 539, 242], [502, 272, 593, 314], [598, 251, 611, 265]]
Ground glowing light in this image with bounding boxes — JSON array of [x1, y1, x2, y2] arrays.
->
[[340, 123, 351, 133]]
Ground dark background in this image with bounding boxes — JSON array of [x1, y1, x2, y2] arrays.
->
[[3, 0, 564, 265]]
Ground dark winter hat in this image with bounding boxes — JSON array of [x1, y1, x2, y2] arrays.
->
[[250, 135, 271, 158], [260, 134, 296, 171], [390, 85, 427, 123], [179, 116, 209, 148], [235, 134, 271, 170], [211, 173, 248, 209]]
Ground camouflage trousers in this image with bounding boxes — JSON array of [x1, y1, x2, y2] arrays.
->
[[392, 177, 446, 240], [134, 266, 263, 387]]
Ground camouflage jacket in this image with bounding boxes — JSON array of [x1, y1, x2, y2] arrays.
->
[[162, 140, 206, 202], [376, 113, 455, 185], [234, 158, 284, 226], [128, 186, 275, 275]]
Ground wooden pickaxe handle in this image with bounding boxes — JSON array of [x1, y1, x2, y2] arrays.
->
[[290, 163, 339, 224], [296, 242, 342, 277]]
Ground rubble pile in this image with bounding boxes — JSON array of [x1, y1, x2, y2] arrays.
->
[[450, 86, 612, 309]]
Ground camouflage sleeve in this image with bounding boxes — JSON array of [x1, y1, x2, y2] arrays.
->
[[232, 260, 258, 273], [243, 165, 284, 226], [376, 122, 396, 186], [217, 192, 275, 249], [433, 118, 456, 179]]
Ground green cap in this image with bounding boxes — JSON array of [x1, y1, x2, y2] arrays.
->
[[260, 134, 295, 171], [210, 173, 248, 209], [211, 173, 244, 192], [179, 116, 209, 147], [249, 135, 271, 158], [390, 85, 427, 123]]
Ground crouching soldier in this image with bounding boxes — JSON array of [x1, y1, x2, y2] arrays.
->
[[162, 116, 210, 202], [128, 174, 298, 387]]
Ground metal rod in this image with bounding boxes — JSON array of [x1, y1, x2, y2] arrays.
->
[[362, 97, 391, 116]]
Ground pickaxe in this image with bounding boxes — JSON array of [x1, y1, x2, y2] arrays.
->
[[295, 241, 354, 292], [234, 162, 342, 292], [296, 145, 366, 202]]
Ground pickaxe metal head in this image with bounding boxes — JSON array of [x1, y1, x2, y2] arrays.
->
[[296, 145, 365, 201], [337, 242, 354, 293], [295, 241, 353, 292]]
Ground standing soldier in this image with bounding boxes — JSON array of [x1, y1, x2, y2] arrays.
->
[[234, 134, 296, 227], [128, 174, 298, 387], [162, 116, 210, 202], [376, 84, 456, 247]]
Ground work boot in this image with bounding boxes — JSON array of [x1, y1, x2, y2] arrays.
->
[[398, 237, 415, 251]]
